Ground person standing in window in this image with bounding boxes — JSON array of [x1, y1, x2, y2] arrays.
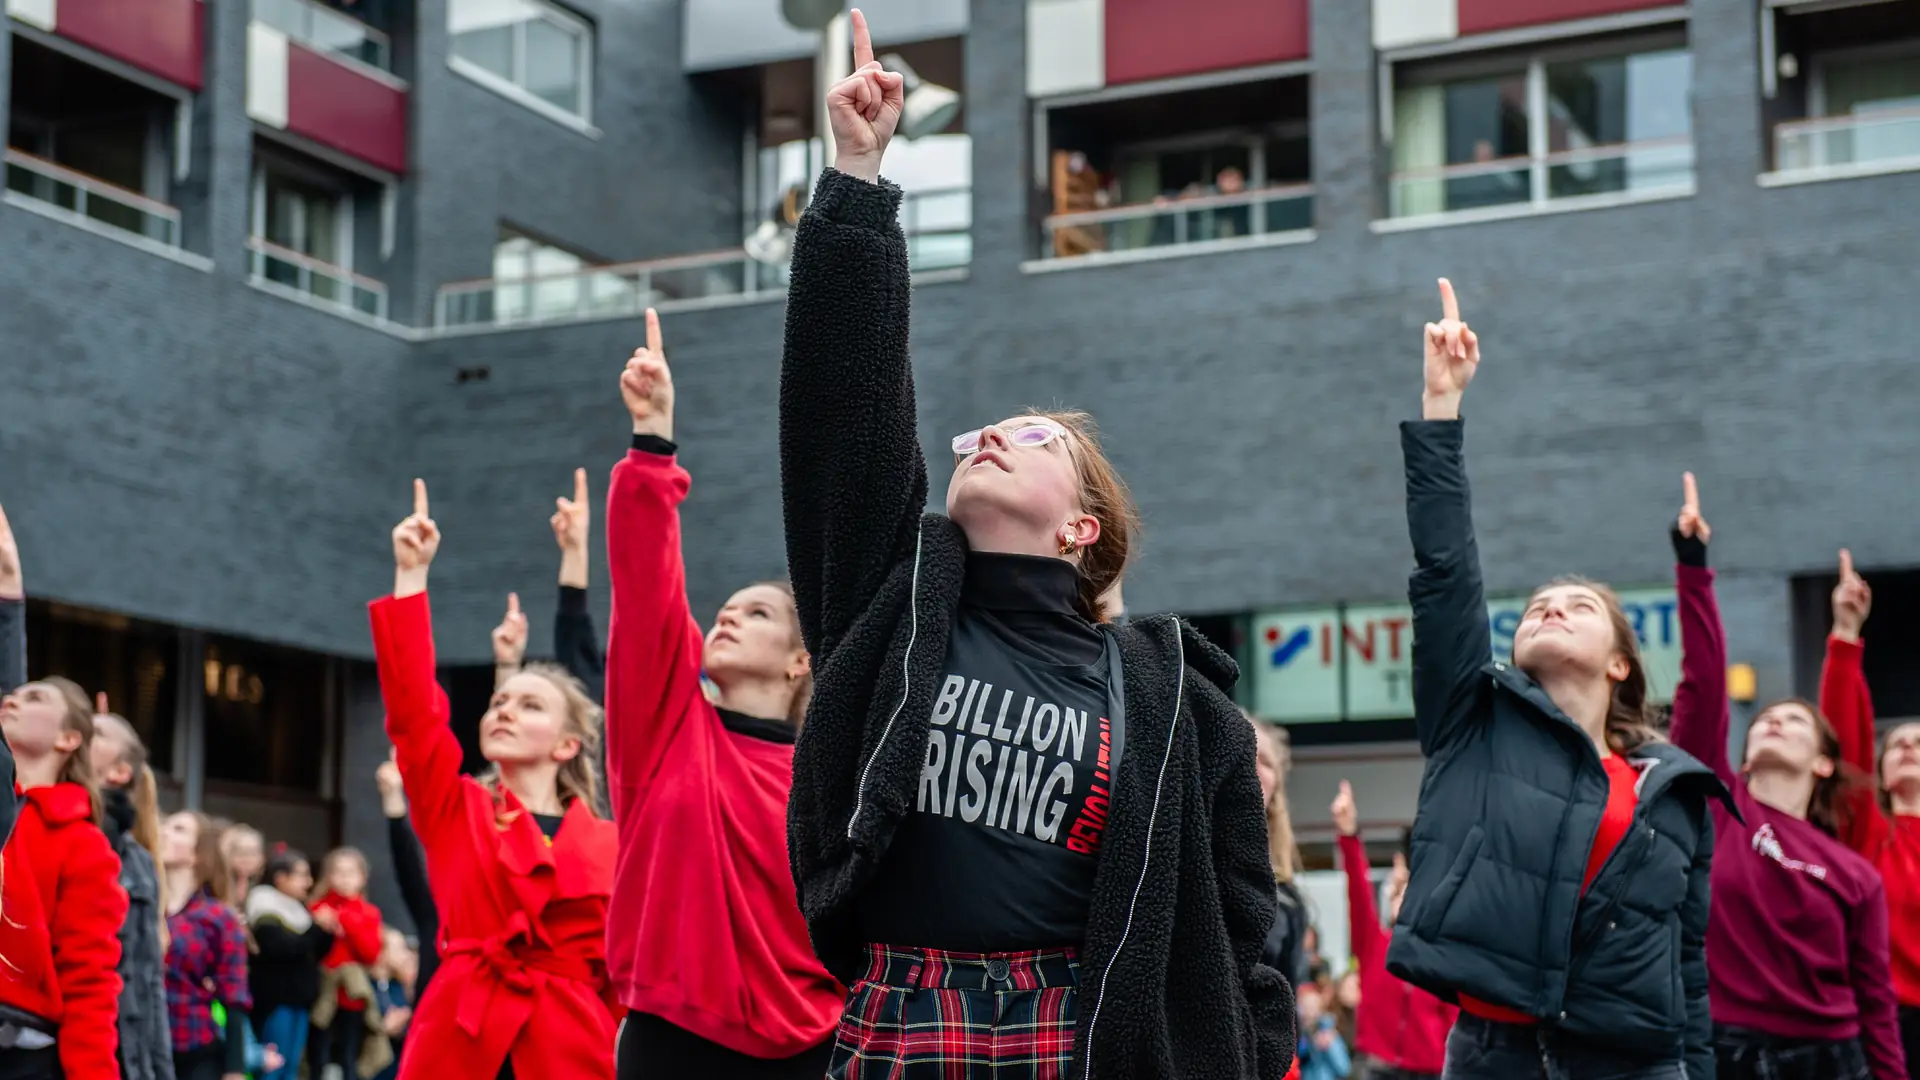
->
[[601, 311, 841, 1079], [161, 811, 251, 1080], [1392, 280, 1728, 1080], [1820, 552, 1920, 1077], [1660, 478, 1900, 1080], [370, 480, 618, 1080], [90, 711, 177, 1080], [777, 14, 1294, 1079]]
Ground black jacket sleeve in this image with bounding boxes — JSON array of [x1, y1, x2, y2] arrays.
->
[[0, 596, 24, 695], [554, 585, 605, 705], [387, 814, 437, 947], [252, 920, 334, 960], [1402, 420, 1492, 757], [1682, 814, 1714, 1080], [778, 167, 928, 661]]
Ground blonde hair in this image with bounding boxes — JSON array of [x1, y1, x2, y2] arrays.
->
[[1248, 712, 1299, 883], [479, 662, 605, 820], [221, 823, 265, 901], [93, 712, 169, 946], [178, 811, 233, 905], [38, 677, 104, 826], [1526, 576, 1666, 754], [1023, 409, 1141, 625]]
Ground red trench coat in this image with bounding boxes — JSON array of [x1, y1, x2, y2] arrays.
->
[[370, 591, 619, 1080]]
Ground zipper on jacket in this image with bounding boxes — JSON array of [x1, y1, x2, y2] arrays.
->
[[1563, 825, 1656, 993], [1081, 620, 1181, 1080], [845, 524, 925, 840]]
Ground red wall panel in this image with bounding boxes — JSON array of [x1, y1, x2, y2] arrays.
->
[[1456, 0, 1676, 36], [286, 44, 408, 175], [1105, 0, 1309, 87], [57, 0, 204, 90]]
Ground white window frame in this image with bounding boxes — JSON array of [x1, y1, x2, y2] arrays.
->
[[250, 164, 355, 273], [1378, 28, 1696, 231], [448, 0, 598, 137]]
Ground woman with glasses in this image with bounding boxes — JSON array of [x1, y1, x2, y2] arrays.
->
[[775, 12, 1294, 1080]]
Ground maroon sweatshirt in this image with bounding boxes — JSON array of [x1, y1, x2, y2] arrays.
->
[[1665, 561, 1903, 1079]]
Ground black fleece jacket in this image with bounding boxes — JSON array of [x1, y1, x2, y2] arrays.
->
[[779, 167, 1294, 1080]]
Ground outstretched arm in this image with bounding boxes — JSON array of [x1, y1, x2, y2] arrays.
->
[[1822, 550, 1885, 851], [552, 468, 605, 702], [779, 9, 926, 661], [1405, 279, 1490, 757], [1332, 781, 1386, 970], [376, 758, 437, 941], [1665, 473, 1735, 793], [369, 480, 466, 846], [0, 501, 27, 696]]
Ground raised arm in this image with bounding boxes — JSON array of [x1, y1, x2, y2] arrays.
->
[[1822, 550, 1885, 851], [778, 9, 927, 660], [605, 311, 715, 824], [492, 592, 528, 691], [0, 501, 26, 696], [368, 480, 466, 845], [1331, 781, 1386, 970], [1665, 474, 1735, 791], [376, 757, 437, 939], [1405, 279, 1489, 757], [551, 468, 605, 702]]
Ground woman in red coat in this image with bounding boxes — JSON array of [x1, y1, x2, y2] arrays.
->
[[370, 479, 619, 1080], [0, 674, 128, 1080], [604, 311, 842, 1078]]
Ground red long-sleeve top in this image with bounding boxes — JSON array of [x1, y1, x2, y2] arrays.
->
[[369, 591, 619, 1080], [313, 891, 383, 1010], [1825, 634, 1920, 1007], [1338, 832, 1455, 1073], [0, 782, 128, 1079], [603, 447, 842, 1057]]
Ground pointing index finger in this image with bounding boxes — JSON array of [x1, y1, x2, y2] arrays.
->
[[645, 307, 663, 356], [851, 8, 874, 70], [507, 591, 521, 616], [1438, 278, 1460, 323], [1682, 472, 1699, 511], [1840, 548, 1855, 580], [573, 467, 589, 505], [412, 478, 429, 519]]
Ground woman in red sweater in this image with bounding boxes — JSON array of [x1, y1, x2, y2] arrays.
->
[[1329, 780, 1455, 1079], [604, 310, 841, 1079], [308, 847, 384, 1078], [1822, 549, 1920, 1077], [371, 479, 619, 1080], [0, 673, 128, 1080], [1662, 480, 1900, 1080]]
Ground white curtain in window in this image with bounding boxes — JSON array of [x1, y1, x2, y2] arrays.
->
[[1392, 84, 1445, 217]]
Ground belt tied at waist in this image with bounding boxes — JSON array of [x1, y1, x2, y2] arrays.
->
[[441, 913, 599, 1039]]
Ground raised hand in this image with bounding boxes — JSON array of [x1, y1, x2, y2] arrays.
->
[[392, 479, 441, 598], [552, 468, 590, 554], [492, 592, 529, 669], [1676, 472, 1712, 544], [0, 502, 22, 600], [1422, 278, 1480, 420], [621, 309, 676, 442], [375, 753, 407, 818], [823, 9, 904, 183], [1330, 779, 1359, 837], [1832, 548, 1872, 642]]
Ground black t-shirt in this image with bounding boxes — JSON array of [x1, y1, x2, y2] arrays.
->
[[854, 553, 1124, 952]]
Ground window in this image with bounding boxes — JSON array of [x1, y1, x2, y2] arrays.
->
[[23, 600, 182, 774], [251, 0, 393, 72], [248, 147, 387, 317], [491, 229, 630, 323], [1388, 33, 1694, 219], [5, 36, 182, 247], [201, 635, 333, 792], [1039, 74, 1313, 261], [450, 0, 593, 125], [1766, 1, 1920, 178]]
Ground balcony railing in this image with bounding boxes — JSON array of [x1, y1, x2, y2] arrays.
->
[[251, 0, 390, 71], [4, 149, 182, 248], [1041, 184, 1315, 260], [248, 237, 388, 319], [1774, 106, 1920, 177], [1388, 136, 1694, 219]]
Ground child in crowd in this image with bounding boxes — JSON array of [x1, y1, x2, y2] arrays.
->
[[1296, 983, 1353, 1080], [309, 847, 384, 1079], [371, 926, 418, 1080]]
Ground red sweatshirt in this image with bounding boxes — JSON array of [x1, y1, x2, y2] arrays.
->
[[0, 782, 129, 1080], [1338, 833, 1455, 1073], [1825, 635, 1920, 1008], [603, 448, 843, 1058], [313, 891, 383, 1010], [1669, 567, 1903, 1079]]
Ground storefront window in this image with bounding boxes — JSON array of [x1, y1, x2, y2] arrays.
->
[[23, 600, 180, 772], [202, 634, 332, 792]]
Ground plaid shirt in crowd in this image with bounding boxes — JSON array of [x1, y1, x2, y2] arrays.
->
[[165, 887, 253, 1052]]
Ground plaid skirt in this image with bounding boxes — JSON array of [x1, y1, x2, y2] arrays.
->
[[827, 944, 1081, 1080]]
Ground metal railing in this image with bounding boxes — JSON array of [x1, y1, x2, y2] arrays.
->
[[4, 149, 183, 247], [1041, 183, 1315, 259], [436, 187, 975, 329], [1388, 135, 1694, 218], [248, 237, 389, 319], [1775, 106, 1920, 176], [251, 0, 391, 71]]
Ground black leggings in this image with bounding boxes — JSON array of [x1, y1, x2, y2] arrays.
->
[[172, 1044, 226, 1080], [0, 1045, 61, 1080], [616, 1011, 834, 1080], [1901, 1005, 1920, 1080], [308, 1013, 366, 1078]]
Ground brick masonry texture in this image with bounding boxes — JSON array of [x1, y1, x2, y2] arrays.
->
[[5, 0, 1919, 720]]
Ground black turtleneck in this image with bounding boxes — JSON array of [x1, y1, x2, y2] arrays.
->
[[853, 551, 1123, 952]]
